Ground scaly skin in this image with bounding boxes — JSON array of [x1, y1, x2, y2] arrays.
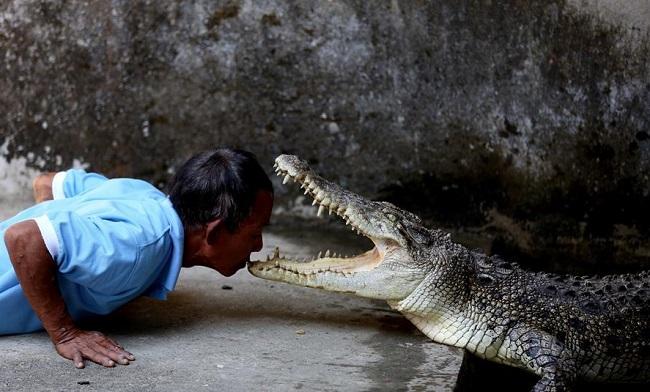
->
[[249, 155, 650, 392]]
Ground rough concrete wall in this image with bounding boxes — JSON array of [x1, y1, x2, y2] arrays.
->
[[571, 0, 650, 31], [1, 0, 649, 272]]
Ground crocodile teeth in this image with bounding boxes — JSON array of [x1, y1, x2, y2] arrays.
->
[[317, 205, 325, 217], [273, 247, 280, 259], [325, 249, 331, 257], [283, 174, 291, 184]]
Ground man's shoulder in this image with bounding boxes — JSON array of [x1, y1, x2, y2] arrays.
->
[[98, 178, 165, 198], [54, 178, 176, 242]]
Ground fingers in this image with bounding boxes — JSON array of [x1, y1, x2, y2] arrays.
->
[[61, 345, 114, 368], [56, 331, 136, 368], [96, 340, 133, 365], [104, 336, 123, 349], [82, 346, 116, 368], [87, 331, 135, 364], [73, 352, 84, 369], [104, 335, 134, 359], [99, 335, 134, 360]]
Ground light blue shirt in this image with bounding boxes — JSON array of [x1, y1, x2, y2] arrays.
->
[[0, 169, 184, 335]]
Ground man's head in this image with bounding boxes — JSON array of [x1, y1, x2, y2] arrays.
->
[[168, 148, 273, 276]]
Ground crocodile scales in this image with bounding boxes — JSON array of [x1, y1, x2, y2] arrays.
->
[[249, 154, 650, 392]]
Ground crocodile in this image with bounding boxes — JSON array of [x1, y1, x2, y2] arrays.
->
[[248, 155, 650, 391]]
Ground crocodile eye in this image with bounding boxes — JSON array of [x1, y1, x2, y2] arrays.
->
[[477, 274, 495, 285]]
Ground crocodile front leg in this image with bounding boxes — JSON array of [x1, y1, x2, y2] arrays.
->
[[507, 326, 578, 392]]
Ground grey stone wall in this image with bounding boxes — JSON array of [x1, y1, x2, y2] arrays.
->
[[1, 0, 649, 272]]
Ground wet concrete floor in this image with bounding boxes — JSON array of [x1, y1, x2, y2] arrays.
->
[[0, 198, 463, 391]]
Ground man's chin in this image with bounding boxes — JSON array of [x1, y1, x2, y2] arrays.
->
[[221, 261, 248, 277]]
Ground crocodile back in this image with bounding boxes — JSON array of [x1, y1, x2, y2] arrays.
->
[[468, 254, 649, 382]]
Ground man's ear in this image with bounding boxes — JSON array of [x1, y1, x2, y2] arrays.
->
[[205, 218, 225, 245]]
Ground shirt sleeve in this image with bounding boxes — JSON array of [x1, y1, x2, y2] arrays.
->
[[54, 169, 109, 199], [33, 210, 140, 294]]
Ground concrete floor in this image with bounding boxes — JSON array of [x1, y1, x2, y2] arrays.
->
[[0, 199, 463, 392]]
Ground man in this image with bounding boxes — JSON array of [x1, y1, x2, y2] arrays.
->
[[1, 148, 273, 369]]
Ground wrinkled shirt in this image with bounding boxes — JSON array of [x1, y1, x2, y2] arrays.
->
[[0, 169, 184, 335]]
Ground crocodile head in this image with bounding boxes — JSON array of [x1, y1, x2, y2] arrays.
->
[[248, 154, 439, 302]]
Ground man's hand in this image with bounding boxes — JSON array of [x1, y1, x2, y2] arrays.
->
[[53, 327, 135, 368], [5, 220, 136, 369]]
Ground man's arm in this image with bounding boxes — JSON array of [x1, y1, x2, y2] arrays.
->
[[32, 172, 56, 203], [4, 220, 135, 368]]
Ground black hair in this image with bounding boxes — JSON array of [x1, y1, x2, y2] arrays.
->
[[167, 148, 273, 231]]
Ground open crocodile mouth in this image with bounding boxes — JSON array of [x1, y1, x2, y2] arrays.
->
[[248, 156, 391, 277]]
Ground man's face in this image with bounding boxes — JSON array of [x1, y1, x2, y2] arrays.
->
[[205, 191, 273, 276]]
